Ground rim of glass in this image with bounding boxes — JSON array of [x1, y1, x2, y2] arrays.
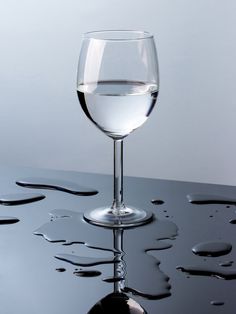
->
[[83, 30, 153, 41]]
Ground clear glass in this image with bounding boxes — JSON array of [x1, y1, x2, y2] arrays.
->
[[77, 30, 159, 227]]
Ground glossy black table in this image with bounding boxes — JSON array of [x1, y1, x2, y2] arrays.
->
[[0, 166, 235, 313]]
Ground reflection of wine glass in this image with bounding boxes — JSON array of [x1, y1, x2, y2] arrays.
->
[[87, 292, 147, 314], [77, 30, 159, 227], [87, 228, 147, 314]]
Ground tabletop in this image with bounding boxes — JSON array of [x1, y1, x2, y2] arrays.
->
[[0, 165, 235, 313]]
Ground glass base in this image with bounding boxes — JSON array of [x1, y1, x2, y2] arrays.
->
[[83, 206, 153, 228]]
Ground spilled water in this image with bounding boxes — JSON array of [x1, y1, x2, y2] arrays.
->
[[16, 177, 98, 196], [0, 216, 19, 224], [192, 241, 232, 257], [151, 199, 164, 205], [73, 270, 101, 277], [55, 267, 66, 272], [55, 254, 116, 266], [176, 264, 236, 279], [34, 209, 178, 300], [219, 261, 234, 267], [187, 194, 236, 205], [0, 193, 45, 205], [210, 301, 224, 306]]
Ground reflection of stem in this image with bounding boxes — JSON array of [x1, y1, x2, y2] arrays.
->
[[113, 228, 125, 293]]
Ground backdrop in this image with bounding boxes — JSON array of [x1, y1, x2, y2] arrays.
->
[[0, 0, 235, 185]]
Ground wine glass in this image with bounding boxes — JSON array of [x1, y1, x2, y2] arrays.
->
[[77, 30, 159, 228]]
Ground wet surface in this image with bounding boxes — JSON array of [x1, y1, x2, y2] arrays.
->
[[176, 264, 236, 279], [192, 241, 232, 257], [0, 166, 236, 313], [151, 199, 164, 205], [187, 194, 236, 205], [210, 300, 225, 306], [0, 193, 45, 205], [35, 210, 178, 299], [55, 267, 66, 272], [73, 270, 102, 277], [0, 216, 20, 224], [16, 177, 98, 196]]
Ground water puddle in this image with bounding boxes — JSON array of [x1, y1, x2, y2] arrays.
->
[[187, 194, 236, 205], [73, 270, 101, 277], [176, 265, 236, 279], [16, 177, 98, 196], [34, 210, 178, 300], [192, 241, 232, 257], [0, 193, 45, 206], [0, 216, 20, 224]]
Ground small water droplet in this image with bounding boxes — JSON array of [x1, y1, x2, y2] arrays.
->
[[55, 267, 66, 272], [219, 261, 234, 267], [73, 270, 101, 277], [151, 199, 164, 205], [229, 219, 236, 224], [210, 300, 224, 306]]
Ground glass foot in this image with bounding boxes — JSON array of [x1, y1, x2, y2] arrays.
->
[[83, 206, 153, 228]]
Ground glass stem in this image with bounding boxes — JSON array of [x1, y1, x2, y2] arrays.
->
[[112, 139, 125, 215]]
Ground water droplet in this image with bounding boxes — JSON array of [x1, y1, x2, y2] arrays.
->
[[210, 300, 224, 306], [187, 194, 236, 205], [219, 261, 234, 267], [151, 199, 164, 205], [55, 267, 66, 272], [73, 270, 101, 277], [229, 219, 236, 224], [0, 193, 45, 206], [0, 216, 20, 224], [192, 241, 232, 257], [16, 177, 98, 196]]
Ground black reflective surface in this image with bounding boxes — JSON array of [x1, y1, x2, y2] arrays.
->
[[0, 165, 236, 313]]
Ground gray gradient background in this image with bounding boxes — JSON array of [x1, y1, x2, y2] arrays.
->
[[0, 0, 235, 185]]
